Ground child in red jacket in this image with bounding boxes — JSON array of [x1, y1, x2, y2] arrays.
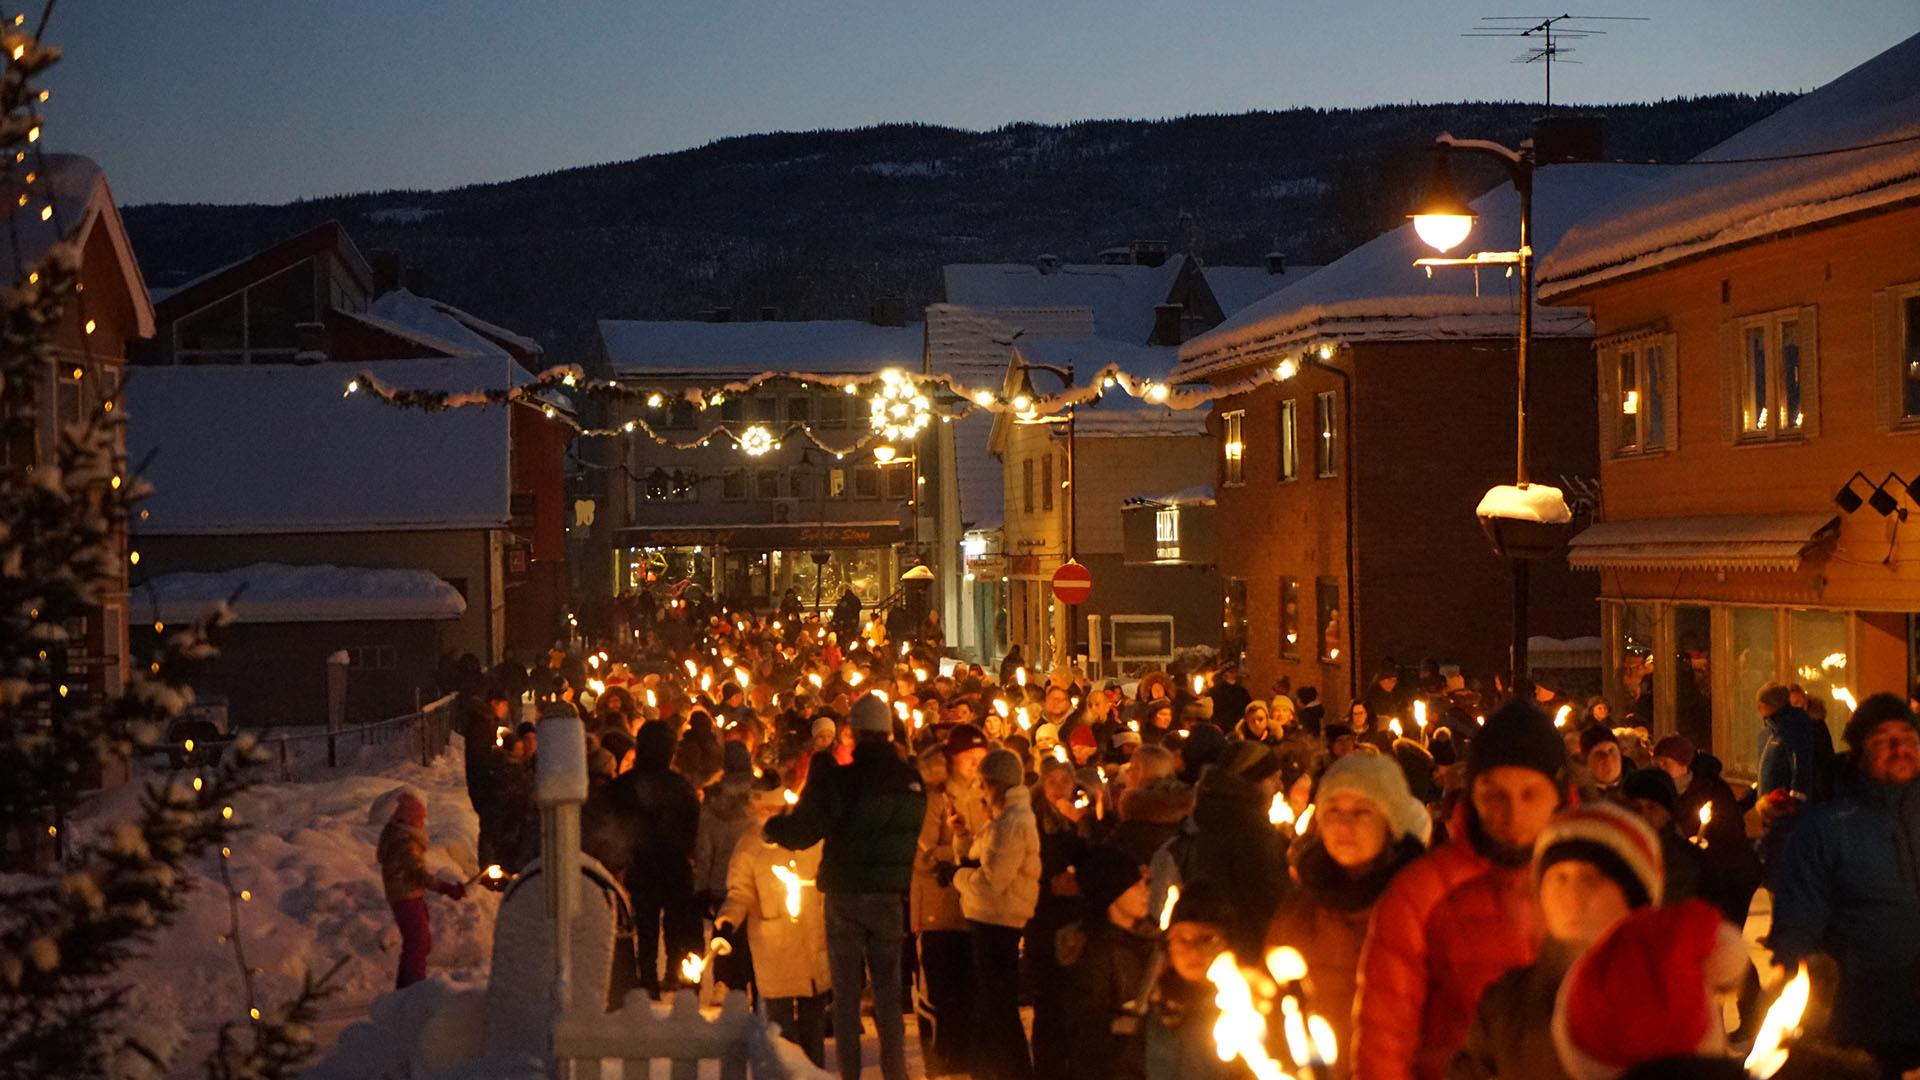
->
[[377, 791, 466, 988]]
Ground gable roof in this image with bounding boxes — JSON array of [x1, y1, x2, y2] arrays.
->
[[598, 318, 924, 377], [1538, 33, 1920, 298], [0, 153, 154, 337], [943, 257, 1187, 344], [368, 288, 544, 365], [925, 304, 1018, 528], [1200, 264, 1324, 318], [128, 356, 513, 535], [151, 220, 372, 322], [1178, 163, 1662, 378]]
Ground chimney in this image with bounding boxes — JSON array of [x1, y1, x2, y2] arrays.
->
[[759, 305, 779, 321], [293, 321, 330, 362], [705, 306, 733, 323], [869, 295, 906, 327], [401, 263, 428, 297], [1150, 303, 1185, 346], [1263, 251, 1287, 275], [370, 250, 403, 296], [1034, 254, 1062, 275], [1097, 246, 1131, 266], [1532, 116, 1605, 164], [1130, 240, 1170, 268]]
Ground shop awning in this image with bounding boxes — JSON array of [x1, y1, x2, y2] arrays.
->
[[615, 521, 905, 549], [1567, 513, 1839, 572]]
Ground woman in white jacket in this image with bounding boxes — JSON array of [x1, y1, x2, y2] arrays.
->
[[949, 748, 1041, 1080], [715, 778, 830, 1067]]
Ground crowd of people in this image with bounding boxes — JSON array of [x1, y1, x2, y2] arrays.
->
[[384, 589, 1920, 1080]]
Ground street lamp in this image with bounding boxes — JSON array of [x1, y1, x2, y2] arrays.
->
[[1411, 133, 1566, 682], [1012, 358, 1079, 664]]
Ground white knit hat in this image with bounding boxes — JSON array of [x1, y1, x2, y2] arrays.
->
[[1532, 801, 1665, 908], [1313, 753, 1432, 845]]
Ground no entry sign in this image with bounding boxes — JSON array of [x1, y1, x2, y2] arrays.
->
[[1051, 560, 1092, 605]]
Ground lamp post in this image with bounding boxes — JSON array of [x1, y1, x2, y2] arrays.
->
[[1410, 134, 1547, 681], [1013, 358, 1078, 664]]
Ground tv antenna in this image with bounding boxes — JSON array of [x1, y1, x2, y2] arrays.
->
[[1463, 14, 1650, 109]]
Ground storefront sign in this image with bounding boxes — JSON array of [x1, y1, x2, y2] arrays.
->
[[617, 522, 904, 549]]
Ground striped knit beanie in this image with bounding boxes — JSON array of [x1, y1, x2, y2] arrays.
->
[[1532, 801, 1664, 908], [1552, 900, 1750, 1079]]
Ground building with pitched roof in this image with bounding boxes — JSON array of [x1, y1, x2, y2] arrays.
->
[[1537, 33, 1920, 775]]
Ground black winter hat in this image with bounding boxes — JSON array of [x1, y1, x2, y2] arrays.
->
[[1579, 724, 1620, 755], [1168, 877, 1235, 929], [1466, 699, 1568, 785], [1842, 692, 1920, 752], [1184, 722, 1228, 766], [1620, 766, 1678, 819], [1077, 843, 1146, 922]]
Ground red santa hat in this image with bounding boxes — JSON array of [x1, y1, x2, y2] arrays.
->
[[1552, 899, 1750, 1079]]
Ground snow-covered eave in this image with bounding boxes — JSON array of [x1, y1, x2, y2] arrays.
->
[[1178, 304, 1593, 382], [1538, 176, 1920, 302]]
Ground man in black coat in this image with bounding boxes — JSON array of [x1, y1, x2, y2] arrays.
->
[[603, 720, 703, 998]]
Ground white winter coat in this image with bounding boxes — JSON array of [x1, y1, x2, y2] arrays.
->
[[953, 785, 1041, 929], [715, 821, 830, 1000]]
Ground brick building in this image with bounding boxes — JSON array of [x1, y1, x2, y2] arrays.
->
[[1539, 34, 1920, 777], [1177, 162, 1660, 707]]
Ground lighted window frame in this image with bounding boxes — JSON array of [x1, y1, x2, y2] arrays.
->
[[1736, 311, 1807, 440], [1313, 391, 1338, 478], [1278, 399, 1298, 481], [1220, 409, 1246, 486]]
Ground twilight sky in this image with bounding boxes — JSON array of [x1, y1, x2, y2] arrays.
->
[[49, 0, 1916, 206]]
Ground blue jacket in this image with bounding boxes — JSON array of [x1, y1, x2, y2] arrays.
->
[[1757, 706, 1833, 800], [1769, 772, 1920, 1051]]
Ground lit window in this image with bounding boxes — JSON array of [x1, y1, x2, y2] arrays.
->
[[1278, 399, 1298, 481], [1736, 310, 1812, 441], [1314, 392, 1338, 478], [1221, 409, 1245, 485], [1280, 578, 1300, 659], [1613, 340, 1669, 454]]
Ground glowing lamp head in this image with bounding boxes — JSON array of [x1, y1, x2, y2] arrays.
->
[[1413, 212, 1475, 254], [1409, 145, 1477, 254], [873, 444, 897, 464]]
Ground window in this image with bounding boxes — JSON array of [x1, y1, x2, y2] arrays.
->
[[720, 397, 744, 422], [751, 394, 779, 423], [1734, 310, 1814, 440], [1022, 458, 1034, 513], [1220, 409, 1245, 485], [1280, 578, 1300, 659], [56, 366, 83, 426], [667, 401, 696, 429], [1223, 579, 1248, 663], [755, 470, 780, 500], [721, 468, 747, 501], [1608, 336, 1673, 454], [1278, 400, 1298, 481], [818, 393, 846, 428], [1903, 293, 1920, 419], [345, 644, 397, 670], [1314, 391, 1338, 477], [790, 471, 814, 501], [854, 466, 881, 499], [670, 471, 697, 501], [885, 465, 911, 500], [1316, 577, 1341, 663], [786, 396, 812, 423], [1155, 507, 1180, 560], [642, 468, 670, 502], [1728, 607, 1779, 779], [827, 467, 848, 499], [1041, 452, 1054, 511]]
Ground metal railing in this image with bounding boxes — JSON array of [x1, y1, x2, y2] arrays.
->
[[142, 693, 461, 783]]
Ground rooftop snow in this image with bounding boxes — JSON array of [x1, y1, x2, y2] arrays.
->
[[128, 356, 514, 535], [1014, 338, 1207, 433], [1201, 264, 1323, 316], [1179, 163, 1663, 377], [925, 305, 1017, 528], [1124, 485, 1216, 507], [368, 289, 513, 359], [943, 257, 1186, 344], [598, 319, 924, 377], [0, 153, 155, 336], [134, 563, 467, 624], [1539, 33, 1920, 298]]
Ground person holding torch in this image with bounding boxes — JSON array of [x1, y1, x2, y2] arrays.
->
[[716, 774, 830, 1067]]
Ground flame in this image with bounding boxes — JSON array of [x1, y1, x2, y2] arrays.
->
[[1268, 792, 1295, 827], [1052, 745, 1069, 764], [770, 860, 813, 922], [1413, 700, 1427, 728], [485, 864, 504, 880], [895, 700, 911, 721], [684, 659, 698, 679], [871, 687, 889, 703], [495, 725, 507, 748], [1476, 714, 1487, 726], [912, 708, 925, 729], [1699, 802, 1713, 830], [734, 667, 751, 688], [1159, 884, 1182, 932], [1128, 719, 1140, 732], [1307, 1013, 1339, 1067], [587, 654, 601, 670], [1265, 946, 1306, 984], [645, 688, 658, 708], [586, 678, 606, 695], [1294, 804, 1315, 836], [1279, 995, 1311, 1068], [913, 667, 928, 682], [901, 642, 911, 657], [993, 698, 1011, 718], [1833, 686, 1857, 713], [1017, 707, 1032, 731], [848, 670, 865, 687], [1554, 704, 1572, 729], [1745, 963, 1810, 1079], [699, 672, 712, 693], [1389, 718, 1404, 738], [1206, 953, 1292, 1080], [783, 788, 799, 806], [1015, 667, 1027, 687], [680, 952, 706, 984], [807, 672, 824, 689], [1192, 674, 1205, 695]]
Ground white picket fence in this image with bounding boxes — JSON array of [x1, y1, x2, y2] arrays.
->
[[534, 714, 832, 1080]]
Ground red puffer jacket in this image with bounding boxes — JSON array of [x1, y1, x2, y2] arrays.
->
[[1351, 802, 1542, 1080]]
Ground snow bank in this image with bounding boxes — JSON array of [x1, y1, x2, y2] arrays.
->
[[134, 562, 467, 624], [69, 740, 500, 1069], [1476, 483, 1572, 525]]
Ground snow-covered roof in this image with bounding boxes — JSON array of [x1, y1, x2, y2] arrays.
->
[[1123, 485, 1216, 507], [925, 305, 1016, 528], [1016, 339, 1208, 436], [1179, 163, 1664, 378], [1539, 33, 1920, 299], [128, 356, 514, 535], [367, 289, 512, 359], [0, 153, 154, 337], [1567, 512, 1839, 572], [133, 563, 467, 623], [598, 319, 924, 377], [1201, 264, 1323, 317], [943, 257, 1187, 344]]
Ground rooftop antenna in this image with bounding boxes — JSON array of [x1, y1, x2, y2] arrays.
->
[[1463, 13, 1649, 109]]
